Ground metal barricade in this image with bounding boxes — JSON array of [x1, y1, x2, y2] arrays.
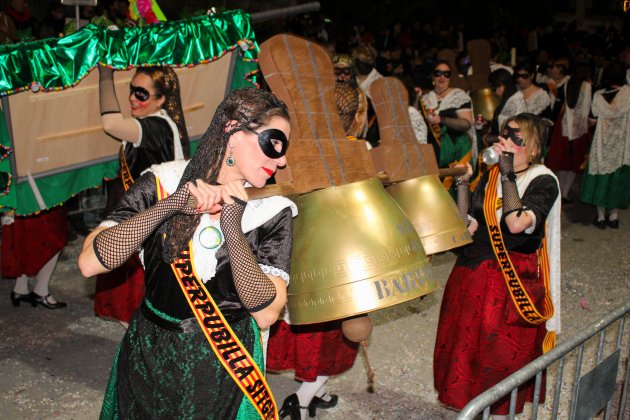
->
[[458, 301, 630, 419]]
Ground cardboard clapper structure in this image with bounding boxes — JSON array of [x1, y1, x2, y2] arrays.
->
[[258, 34, 438, 325], [369, 76, 472, 255]]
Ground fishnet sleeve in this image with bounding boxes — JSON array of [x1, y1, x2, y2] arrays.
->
[[455, 177, 471, 226], [220, 197, 277, 312], [93, 184, 194, 270], [99, 65, 121, 116], [499, 152, 524, 216]]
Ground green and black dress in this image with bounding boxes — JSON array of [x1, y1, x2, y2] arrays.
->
[[99, 161, 296, 419]]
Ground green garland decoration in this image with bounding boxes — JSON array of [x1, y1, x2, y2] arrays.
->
[[0, 10, 259, 95], [0, 10, 260, 215]]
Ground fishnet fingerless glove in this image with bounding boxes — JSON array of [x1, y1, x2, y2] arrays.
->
[[99, 65, 121, 116], [499, 152, 524, 216], [455, 178, 471, 227], [94, 185, 194, 270], [221, 197, 277, 312]]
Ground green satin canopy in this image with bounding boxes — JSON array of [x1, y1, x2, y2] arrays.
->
[[0, 10, 259, 215], [0, 10, 258, 95]]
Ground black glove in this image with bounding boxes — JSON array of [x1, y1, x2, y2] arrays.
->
[[455, 172, 471, 226], [498, 152, 524, 216], [99, 65, 121, 116], [221, 197, 277, 312], [94, 184, 194, 270]]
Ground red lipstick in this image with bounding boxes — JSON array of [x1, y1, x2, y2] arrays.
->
[[262, 167, 274, 176]]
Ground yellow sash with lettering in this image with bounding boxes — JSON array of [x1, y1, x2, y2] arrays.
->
[[419, 98, 442, 148], [120, 146, 134, 191], [156, 179, 279, 420], [483, 166, 556, 353]]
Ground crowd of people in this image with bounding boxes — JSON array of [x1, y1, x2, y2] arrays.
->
[[1, 2, 629, 419]]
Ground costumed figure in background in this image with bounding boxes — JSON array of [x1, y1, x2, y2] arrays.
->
[[421, 60, 475, 189], [78, 87, 295, 418], [545, 63, 593, 204], [434, 113, 561, 416], [128, 0, 166, 25], [352, 45, 382, 148], [3, 0, 38, 42], [334, 80, 368, 141], [496, 62, 551, 130], [267, 80, 368, 420], [332, 54, 356, 87], [3, 207, 68, 309], [542, 57, 571, 126], [580, 62, 630, 229], [1, 100, 67, 309], [487, 68, 518, 137], [400, 74, 428, 144], [93, 64, 189, 325]]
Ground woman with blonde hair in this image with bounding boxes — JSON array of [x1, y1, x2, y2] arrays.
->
[[434, 113, 561, 416]]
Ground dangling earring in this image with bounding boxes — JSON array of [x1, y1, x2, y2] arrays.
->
[[226, 150, 236, 166]]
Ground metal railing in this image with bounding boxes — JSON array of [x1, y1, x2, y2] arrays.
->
[[458, 301, 630, 419]]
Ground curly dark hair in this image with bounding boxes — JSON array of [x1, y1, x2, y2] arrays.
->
[[162, 87, 289, 262], [136, 67, 190, 159]]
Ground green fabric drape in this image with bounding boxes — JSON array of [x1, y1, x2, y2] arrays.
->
[[0, 10, 258, 95], [0, 10, 259, 215]]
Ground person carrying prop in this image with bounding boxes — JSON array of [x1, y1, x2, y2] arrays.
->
[[434, 112, 561, 417], [79, 87, 296, 419], [93, 63, 189, 325], [267, 80, 368, 420]]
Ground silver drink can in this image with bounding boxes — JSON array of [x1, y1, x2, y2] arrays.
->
[[482, 147, 499, 166]]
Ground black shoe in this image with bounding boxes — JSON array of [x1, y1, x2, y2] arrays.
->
[[592, 219, 606, 229], [279, 394, 305, 420], [30, 292, 67, 309], [308, 394, 338, 417], [606, 218, 619, 229], [10, 291, 36, 307]]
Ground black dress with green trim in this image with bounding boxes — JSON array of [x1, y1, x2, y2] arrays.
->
[[99, 172, 294, 419]]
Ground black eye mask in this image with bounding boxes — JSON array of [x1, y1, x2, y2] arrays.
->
[[253, 128, 289, 159], [502, 125, 524, 147]]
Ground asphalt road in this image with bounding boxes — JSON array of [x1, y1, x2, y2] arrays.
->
[[0, 203, 628, 419]]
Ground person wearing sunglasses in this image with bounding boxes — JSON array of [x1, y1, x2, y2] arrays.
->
[[422, 61, 475, 186], [495, 62, 551, 130], [332, 54, 356, 85], [435, 112, 560, 417], [94, 64, 190, 326], [79, 87, 296, 418]]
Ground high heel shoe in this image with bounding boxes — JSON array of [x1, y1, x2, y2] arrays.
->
[[307, 393, 338, 417], [10, 291, 36, 307], [606, 218, 619, 229], [278, 393, 306, 420], [30, 292, 67, 309]]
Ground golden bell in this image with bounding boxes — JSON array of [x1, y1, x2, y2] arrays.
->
[[470, 87, 500, 122], [386, 175, 472, 255], [287, 178, 437, 325]]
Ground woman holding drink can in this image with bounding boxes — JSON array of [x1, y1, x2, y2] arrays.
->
[[435, 112, 561, 416]]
